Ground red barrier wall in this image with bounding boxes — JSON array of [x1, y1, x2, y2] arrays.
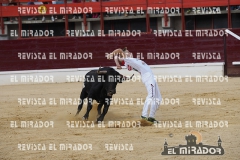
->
[[0, 29, 239, 76], [0, 33, 224, 70]]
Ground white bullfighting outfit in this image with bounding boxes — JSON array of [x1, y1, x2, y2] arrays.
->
[[123, 58, 162, 118]]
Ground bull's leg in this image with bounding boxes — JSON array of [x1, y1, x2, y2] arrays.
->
[[83, 97, 93, 120], [97, 103, 104, 118], [97, 102, 110, 122], [75, 87, 88, 116]]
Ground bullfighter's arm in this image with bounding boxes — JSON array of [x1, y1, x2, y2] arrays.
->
[[106, 49, 124, 60]]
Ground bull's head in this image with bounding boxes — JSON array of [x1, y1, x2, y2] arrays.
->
[[97, 67, 133, 97]]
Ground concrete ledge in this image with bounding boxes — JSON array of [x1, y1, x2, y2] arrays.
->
[[0, 62, 225, 85], [232, 61, 240, 65]]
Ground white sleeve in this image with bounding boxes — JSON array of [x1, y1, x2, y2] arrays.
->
[[124, 58, 140, 72], [124, 61, 131, 70], [124, 60, 128, 68]]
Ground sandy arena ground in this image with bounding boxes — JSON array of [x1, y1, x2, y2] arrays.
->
[[0, 76, 240, 160]]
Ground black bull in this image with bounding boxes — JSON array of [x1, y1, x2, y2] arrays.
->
[[75, 67, 133, 122]]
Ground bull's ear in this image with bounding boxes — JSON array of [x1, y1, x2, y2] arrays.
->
[[115, 71, 124, 83], [117, 74, 124, 83]]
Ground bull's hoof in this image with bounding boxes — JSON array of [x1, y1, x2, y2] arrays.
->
[[96, 120, 102, 124], [97, 117, 103, 122], [82, 116, 88, 121], [75, 111, 80, 116]]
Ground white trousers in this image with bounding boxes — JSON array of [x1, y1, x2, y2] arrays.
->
[[142, 73, 162, 118]]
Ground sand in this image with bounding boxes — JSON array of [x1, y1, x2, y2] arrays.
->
[[0, 77, 240, 160]]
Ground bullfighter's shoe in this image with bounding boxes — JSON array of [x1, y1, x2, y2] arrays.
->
[[148, 117, 159, 123], [141, 116, 148, 120]]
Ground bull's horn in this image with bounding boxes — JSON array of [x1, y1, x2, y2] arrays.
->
[[122, 74, 134, 81], [129, 74, 134, 79]]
